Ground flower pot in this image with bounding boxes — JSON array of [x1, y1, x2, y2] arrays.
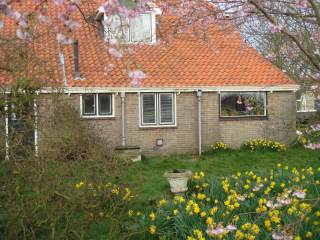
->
[[164, 169, 193, 194]]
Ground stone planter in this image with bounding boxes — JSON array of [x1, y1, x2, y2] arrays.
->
[[114, 145, 141, 163], [164, 169, 193, 194]]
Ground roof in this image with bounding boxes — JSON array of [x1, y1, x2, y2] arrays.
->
[[0, 1, 298, 90]]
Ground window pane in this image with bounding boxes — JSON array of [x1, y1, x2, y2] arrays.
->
[[160, 94, 174, 124], [105, 15, 129, 42], [142, 94, 156, 124], [220, 92, 266, 117], [83, 94, 95, 115], [131, 14, 152, 42], [99, 94, 112, 115]]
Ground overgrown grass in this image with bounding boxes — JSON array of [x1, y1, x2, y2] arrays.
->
[[0, 147, 319, 239]]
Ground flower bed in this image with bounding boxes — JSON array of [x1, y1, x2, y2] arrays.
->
[[242, 138, 286, 152], [211, 141, 228, 151], [128, 166, 320, 240]]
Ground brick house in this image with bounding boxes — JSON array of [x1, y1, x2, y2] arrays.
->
[[1, 1, 299, 157]]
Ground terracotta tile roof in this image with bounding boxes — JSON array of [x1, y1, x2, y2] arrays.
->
[[0, 1, 297, 89]]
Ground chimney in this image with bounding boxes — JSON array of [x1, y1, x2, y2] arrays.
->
[[73, 40, 84, 80]]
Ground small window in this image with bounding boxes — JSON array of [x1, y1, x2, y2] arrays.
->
[[82, 94, 96, 116], [81, 94, 113, 117], [142, 93, 156, 125], [98, 94, 112, 115], [140, 93, 176, 127], [159, 93, 174, 124], [220, 92, 267, 118], [130, 14, 152, 42]]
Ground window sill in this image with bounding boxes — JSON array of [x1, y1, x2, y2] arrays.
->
[[219, 116, 268, 121], [139, 125, 177, 130], [81, 116, 115, 120]]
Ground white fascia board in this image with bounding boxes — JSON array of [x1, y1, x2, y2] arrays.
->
[[50, 84, 300, 93]]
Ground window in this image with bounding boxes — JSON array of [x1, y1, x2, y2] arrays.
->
[[220, 92, 267, 118], [103, 13, 153, 43], [81, 93, 113, 117], [296, 93, 316, 113], [130, 14, 152, 42], [140, 93, 176, 126]]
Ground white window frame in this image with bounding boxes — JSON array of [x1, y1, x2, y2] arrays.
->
[[139, 93, 176, 128], [140, 93, 157, 126], [159, 93, 175, 125], [219, 92, 268, 118], [80, 93, 115, 118]]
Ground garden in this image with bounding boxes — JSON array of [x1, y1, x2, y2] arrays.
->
[[0, 144, 320, 239]]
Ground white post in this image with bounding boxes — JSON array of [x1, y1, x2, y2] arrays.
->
[[34, 97, 38, 158], [4, 94, 9, 161], [120, 92, 126, 146], [197, 90, 202, 156]]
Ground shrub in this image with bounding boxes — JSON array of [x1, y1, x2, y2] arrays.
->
[[0, 161, 134, 239], [128, 164, 320, 240], [297, 124, 320, 150], [242, 138, 286, 152], [39, 95, 115, 164]]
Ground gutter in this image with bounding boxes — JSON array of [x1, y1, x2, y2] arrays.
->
[[4, 94, 9, 161], [39, 84, 301, 94]]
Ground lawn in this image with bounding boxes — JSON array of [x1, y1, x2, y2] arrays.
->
[[0, 147, 319, 239], [122, 148, 320, 207]]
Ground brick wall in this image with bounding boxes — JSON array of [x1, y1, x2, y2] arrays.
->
[[37, 91, 296, 156]]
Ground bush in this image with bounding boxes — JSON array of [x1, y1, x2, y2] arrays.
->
[[0, 161, 134, 239], [128, 164, 320, 239], [39, 95, 115, 164], [242, 138, 286, 152], [297, 124, 320, 150]]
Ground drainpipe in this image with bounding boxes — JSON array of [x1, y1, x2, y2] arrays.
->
[[120, 92, 126, 146], [197, 90, 202, 156], [34, 96, 38, 158], [58, 52, 68, 87], [4, 94, 9, 161]]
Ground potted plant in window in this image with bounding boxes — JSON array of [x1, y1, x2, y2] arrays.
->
[[164, 169, 193, 194]]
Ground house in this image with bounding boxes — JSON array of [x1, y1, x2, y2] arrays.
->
[[0, 1, 299, 158]]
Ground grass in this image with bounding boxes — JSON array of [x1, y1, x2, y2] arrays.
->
[[0, 147, 319, 239], [121, 148, 320, 208]]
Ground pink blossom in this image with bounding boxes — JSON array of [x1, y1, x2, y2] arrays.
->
[[266, 53, 276, 62], [206, 226, 227, 236], [226, 225, 237, 231], [53, 0, 64, 5], [108, 47, 123, 58], [129, 70, 146, 86], [292, 190, 306, 199], [38, 14, 51, 24], [271, 25, 283, 33], [296, 0, 309, 8], [272, 231, 293, 240], [56, 33, 73, 45]]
